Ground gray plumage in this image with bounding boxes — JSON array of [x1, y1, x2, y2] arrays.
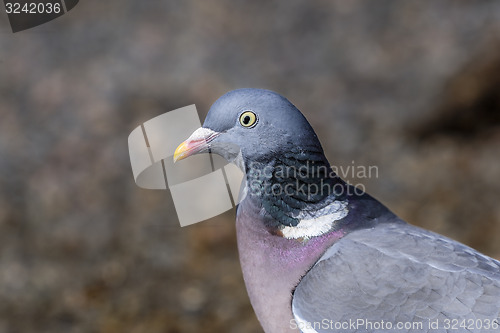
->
[[175, 89, 500, 333], [293, 222, 500, 333]]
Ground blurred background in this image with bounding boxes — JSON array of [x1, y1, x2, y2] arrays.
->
[[1, 1, 500, 332]]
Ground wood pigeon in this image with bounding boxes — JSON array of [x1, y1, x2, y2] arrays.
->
[[174, 89, 500, 333]]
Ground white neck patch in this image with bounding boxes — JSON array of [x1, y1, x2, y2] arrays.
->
[[280, 200, 348, 240]]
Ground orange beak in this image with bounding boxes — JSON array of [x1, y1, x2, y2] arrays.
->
[[173, 128, 218, 162], [173, 139, 205, 162]]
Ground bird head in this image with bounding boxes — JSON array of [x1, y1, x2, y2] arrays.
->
[[174, 88, 326, 171]]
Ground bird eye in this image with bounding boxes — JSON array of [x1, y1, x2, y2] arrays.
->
[[239, 111, 258, 128]]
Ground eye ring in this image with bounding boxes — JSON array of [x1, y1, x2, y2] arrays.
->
[[239, 111, 258, 128]]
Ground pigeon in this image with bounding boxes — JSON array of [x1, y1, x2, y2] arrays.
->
[[173, 89, 500, 333]]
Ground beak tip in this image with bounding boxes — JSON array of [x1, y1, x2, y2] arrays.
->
[[173, 141, 190, 163]]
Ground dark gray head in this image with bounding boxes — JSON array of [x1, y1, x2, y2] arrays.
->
[[174, 88, 327, 169]]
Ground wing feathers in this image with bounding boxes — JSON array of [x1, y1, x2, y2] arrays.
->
[[292, 223, 500, 332]]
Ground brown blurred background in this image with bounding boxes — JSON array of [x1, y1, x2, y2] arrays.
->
[[1, 1, 500, 332]]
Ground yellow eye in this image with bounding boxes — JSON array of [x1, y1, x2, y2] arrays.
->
[[239, 111, 258, 128]]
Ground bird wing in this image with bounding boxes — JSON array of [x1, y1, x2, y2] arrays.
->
[[292, 222, 500, 333]]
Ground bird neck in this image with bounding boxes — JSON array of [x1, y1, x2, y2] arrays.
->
[[243, 151, 350, 240]]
